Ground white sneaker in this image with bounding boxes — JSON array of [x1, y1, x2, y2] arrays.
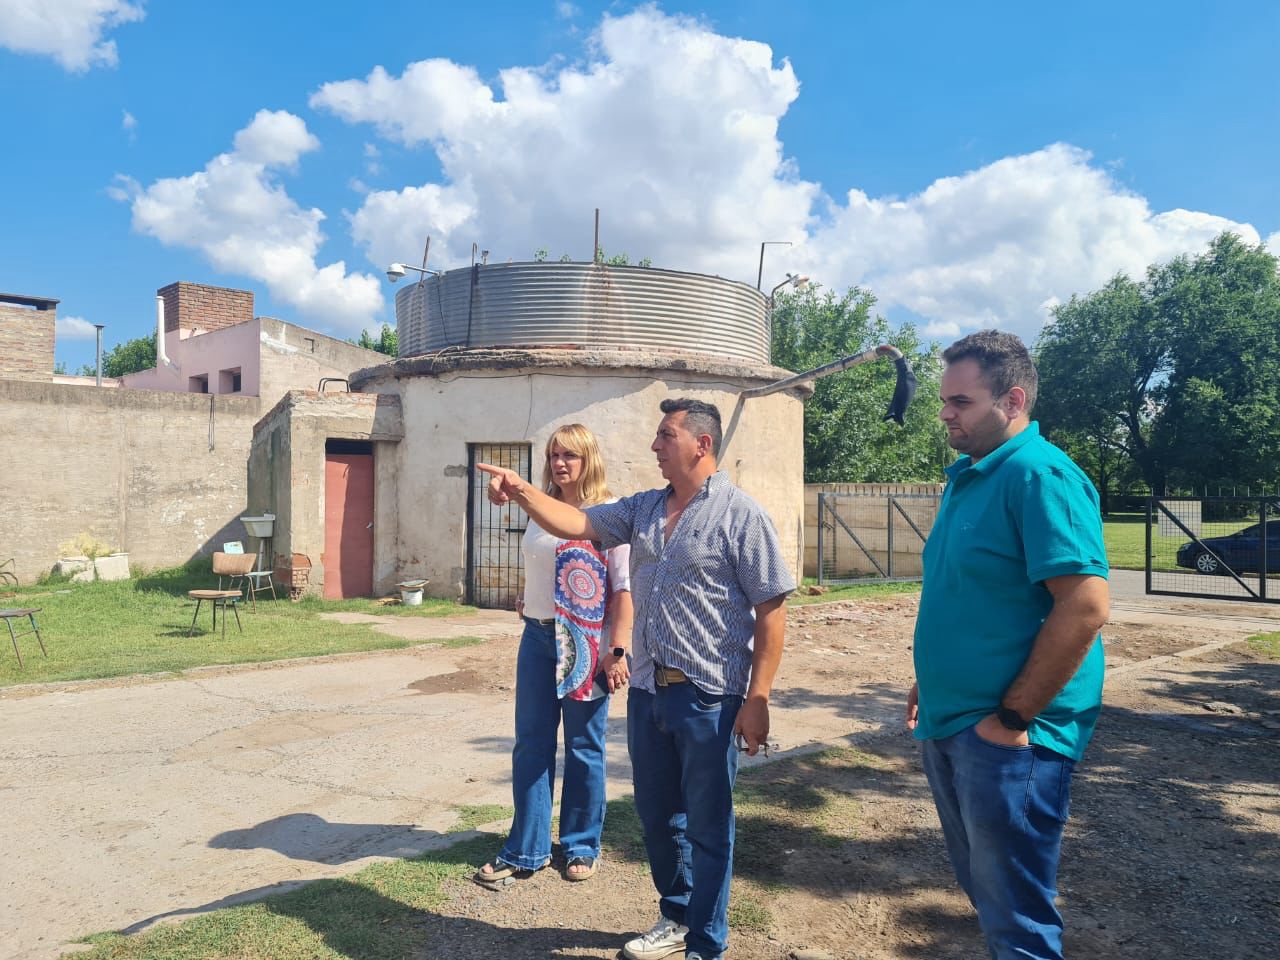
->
[[622, 917, 689, 959]]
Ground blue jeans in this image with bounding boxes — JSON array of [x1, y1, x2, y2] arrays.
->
[[498, 617, 610, 870], [628, 684, 743, 960], [920, 723, 1076, 960]]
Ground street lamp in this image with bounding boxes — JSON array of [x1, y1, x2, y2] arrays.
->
[[756, 240, 793, 290], [386, 262, 441, 283], [769, 273, 809, 305], [387, 236, 438, 284]]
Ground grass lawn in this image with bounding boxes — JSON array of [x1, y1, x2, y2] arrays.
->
[[75, 747, 877, 959], [0, 560, 473, 688], [1247, 631, 1280, 658], [792, 578, 921, 606]]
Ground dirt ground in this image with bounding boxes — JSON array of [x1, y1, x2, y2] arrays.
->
[[418, 596, 1280, 960]]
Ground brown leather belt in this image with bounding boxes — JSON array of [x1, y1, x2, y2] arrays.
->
[[654, 665, 689, 686]]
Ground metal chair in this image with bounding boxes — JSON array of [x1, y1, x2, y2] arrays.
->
[[1, 607, 46, 668], [223, 541, 278, 606]]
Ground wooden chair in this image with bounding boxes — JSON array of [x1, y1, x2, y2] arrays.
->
[[212, 550, 259, 610]]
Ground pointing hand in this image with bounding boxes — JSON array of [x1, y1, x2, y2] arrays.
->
[[475, 462, 527, 506]]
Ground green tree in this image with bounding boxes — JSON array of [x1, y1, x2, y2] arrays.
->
[[352, 323, 398, 356], [1037, 233, 1280, 495], [78, 332, 156, 378], [770, 284, 947, 483], [1035, 274, 1169, 504]]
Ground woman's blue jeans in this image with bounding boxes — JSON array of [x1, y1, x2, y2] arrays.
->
[[628, 684, 742, 960], [920, 723, 1076, 960], [498, 617, 610, 871]]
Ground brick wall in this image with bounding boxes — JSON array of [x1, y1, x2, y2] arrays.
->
[[159, 282, 253, 335], [0, 301, 56, 381]]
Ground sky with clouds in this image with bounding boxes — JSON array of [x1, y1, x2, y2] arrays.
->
[[2, 1, 1277, 370]]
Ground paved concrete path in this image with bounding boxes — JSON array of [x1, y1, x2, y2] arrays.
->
[[0, 609, 898, 960]]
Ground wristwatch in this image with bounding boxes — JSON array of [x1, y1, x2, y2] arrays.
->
[[996, 705, 1030, 732], [612, 646, 626, 658]]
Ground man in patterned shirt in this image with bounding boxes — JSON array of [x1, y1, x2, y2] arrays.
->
[[478, 397, 795, 960]]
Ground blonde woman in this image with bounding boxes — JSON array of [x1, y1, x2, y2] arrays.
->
[[476, 424, 633, 886]]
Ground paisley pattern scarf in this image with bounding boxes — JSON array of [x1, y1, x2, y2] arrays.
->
[[554, 540, 609, 700]]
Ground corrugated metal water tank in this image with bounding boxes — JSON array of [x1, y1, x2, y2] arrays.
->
[[395, 261, 769, 364]]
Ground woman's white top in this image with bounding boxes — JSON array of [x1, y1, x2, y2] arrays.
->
[[521, 508, 632, 621]]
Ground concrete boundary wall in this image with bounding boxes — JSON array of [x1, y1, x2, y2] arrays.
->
[[0, 378, 263, 583], [804, 482, 945, 579]]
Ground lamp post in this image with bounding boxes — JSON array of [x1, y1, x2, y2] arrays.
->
[[756, 240, 793, 290], [93, 323, 105, 387]]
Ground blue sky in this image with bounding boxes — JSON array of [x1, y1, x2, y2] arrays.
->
[[2, 1, 1277, 373]]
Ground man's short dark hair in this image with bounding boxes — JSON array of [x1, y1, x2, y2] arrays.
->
[[942, 329, 1038, 415], [660, 397, 723, 458]]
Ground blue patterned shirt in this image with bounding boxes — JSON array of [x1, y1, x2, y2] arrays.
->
[[585, 471, 795, 696]]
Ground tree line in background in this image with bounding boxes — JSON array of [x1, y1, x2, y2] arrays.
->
[[769, 284, 948, 483], [56, 332, 157, 378], [1034, 232, 1280, 507]]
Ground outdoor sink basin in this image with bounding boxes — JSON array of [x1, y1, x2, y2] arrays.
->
[[240, 515, 275, 538]]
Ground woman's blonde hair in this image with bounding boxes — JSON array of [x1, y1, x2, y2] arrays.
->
[[542, 423, 611, 505]]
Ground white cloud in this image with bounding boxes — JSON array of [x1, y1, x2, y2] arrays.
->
[[105, 172, 138, 202], [0, 0, 144, 72], [312, 7, 817, 277], [311, 6, 1267, 346], [118, 110, 383, 332], [121, 108, 136, 141], [362, 141, 381, 175], [802, 144, 1263, 343], [56, 315, 98, 340], [232, 109, 320, 168], [1267, 232, 1280, 257], [556, 2, 580, 19]]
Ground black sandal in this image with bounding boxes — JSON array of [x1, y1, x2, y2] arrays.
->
[[472, 857, 548, 889]]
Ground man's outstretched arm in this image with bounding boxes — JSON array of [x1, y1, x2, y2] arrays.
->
[[474, 462, 598, 540]]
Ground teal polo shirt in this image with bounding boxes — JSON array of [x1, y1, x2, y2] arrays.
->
[[913, 422, 1109, 761]]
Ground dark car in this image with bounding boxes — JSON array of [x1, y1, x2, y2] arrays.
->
[[1176, 522, 1280, 575]]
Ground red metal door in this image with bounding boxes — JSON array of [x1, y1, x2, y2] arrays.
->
[[324, 452, 374, 598]]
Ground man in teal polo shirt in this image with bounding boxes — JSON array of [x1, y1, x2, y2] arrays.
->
[[906, 330, 1109, 960]]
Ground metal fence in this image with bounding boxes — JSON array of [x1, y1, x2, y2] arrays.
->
[[1146, 496, 1279, 603], [816, 491, 942, 586]]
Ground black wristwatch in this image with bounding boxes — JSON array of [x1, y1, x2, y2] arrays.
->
[[612, 646, 626, 658], [996, 706, 1030, 732]]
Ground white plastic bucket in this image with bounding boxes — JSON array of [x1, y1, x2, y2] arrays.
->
[[397, 579, 428, 606]]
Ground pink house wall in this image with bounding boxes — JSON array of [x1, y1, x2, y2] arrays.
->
[[123, 320, 262, 396]]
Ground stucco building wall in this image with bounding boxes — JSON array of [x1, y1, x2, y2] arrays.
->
[[353, 350, 807, 601], [248, 391, 404, 596], [1, 318, 387, 584], [123, 317, 383, 404], [0, 379, 262, 582]]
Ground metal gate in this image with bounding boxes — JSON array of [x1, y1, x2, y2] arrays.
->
[[1146, 496, 1279, 603], [466, 442, 532, 608], [817, 492, 941, 586]]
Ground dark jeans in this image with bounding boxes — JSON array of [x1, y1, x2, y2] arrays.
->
[[498, 617, 610, 870], [628, 684, 743, 960], [921, 723, 1076, 960]]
